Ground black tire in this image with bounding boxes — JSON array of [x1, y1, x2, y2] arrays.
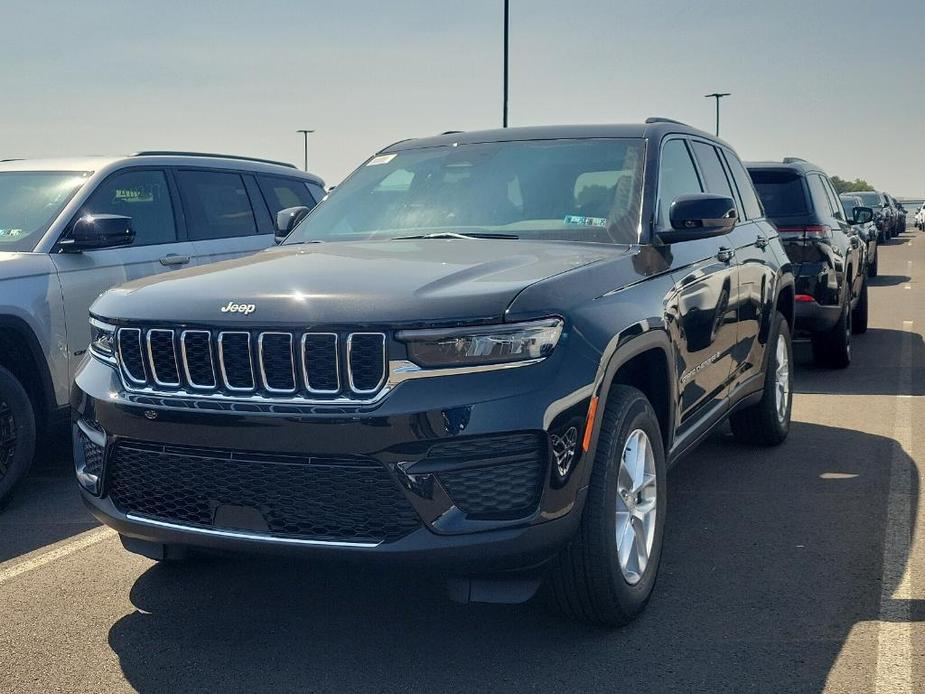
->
[[0, 366, 37, 510], [851, 280, 869, 334], [546, 385, 666, 626], [811, 296, 851, 369], [730, 312, 792, 446], [869, 248, 878, 277]]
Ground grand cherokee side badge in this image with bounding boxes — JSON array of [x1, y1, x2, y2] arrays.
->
[[221, 301, 256, 315]]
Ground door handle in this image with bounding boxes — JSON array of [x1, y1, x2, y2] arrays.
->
[[755, 236, 769, 249], [716, 247, 735, 263], [160, 254, 191, 267]]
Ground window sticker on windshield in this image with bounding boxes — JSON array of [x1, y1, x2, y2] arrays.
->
[[366, 154, 397, 166], [564, 215, 607, 227]]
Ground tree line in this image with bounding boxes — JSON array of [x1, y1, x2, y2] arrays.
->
[[830, 176, 874, 194]]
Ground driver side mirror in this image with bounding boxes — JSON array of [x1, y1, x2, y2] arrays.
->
[[275, 206, 310, 244], [658, 194, 737, 244], [61, 214, 135, 252], [851, 206, 874, 225]]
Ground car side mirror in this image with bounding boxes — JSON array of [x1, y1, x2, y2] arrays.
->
[[61, 214, 135, 252], [658, 194, 737, 243], [275, 206, 310, 244], [852, 206, 874, 225]]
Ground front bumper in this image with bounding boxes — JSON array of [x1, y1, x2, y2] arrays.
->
[[72, 349, 595, 571]]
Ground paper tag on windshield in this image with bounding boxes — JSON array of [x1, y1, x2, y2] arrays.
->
[[564, 215, 607, 227], [366, 154, 397, 166]]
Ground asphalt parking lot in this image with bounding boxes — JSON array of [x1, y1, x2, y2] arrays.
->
[[1, 230, 922, 694]]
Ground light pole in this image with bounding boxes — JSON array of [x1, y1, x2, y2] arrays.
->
[[704, 93, 730, 137], [502, 0, 509, 127], [296, 129, 314, 171]]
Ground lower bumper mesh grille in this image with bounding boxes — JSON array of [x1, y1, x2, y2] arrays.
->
[[107, 442, 420, 543], [429, 432, 547, 518]]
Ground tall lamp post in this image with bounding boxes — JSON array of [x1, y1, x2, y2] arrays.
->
[[502, 0, 509, 127], [296, 129, 314, 171], [704, 93, 730, 136]]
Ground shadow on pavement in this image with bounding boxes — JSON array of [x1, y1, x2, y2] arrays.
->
[[794, 328, 924, 396], [107, 422, 919, 693], [868, 275, 911, 287], [0, 428, 98, 564]]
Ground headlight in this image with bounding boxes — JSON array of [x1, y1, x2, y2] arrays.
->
[[396, 318, 563, 368], [88, 318, 116, 363]]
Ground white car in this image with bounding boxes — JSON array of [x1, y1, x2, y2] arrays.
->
[[915, 202, 925, 230]]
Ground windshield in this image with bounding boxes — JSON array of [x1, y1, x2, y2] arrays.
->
[[840, 197, 860, 215], [284, 138, 646, 245], [854, 191, 882, 207], [0, 171, 90, 251]]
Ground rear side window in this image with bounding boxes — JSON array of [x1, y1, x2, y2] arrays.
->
[[749, 169, 808, 217], [176, 170, 258, 240], [257, 176, 317, 218], [81, 169, 177, 246], [657, 139, 702, 229], [691, 142, 734, 199], [723, 153, 764, 220], [806, 175, 834, 216]]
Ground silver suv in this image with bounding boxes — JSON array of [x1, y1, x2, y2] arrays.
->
[[0, 152, 324, 505]]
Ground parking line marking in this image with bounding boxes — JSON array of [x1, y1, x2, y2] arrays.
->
[[874, 319, 915, 694], [0, 526, 115, 586]]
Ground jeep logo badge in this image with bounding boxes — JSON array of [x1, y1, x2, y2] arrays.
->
[[221, 301, 256, 315]]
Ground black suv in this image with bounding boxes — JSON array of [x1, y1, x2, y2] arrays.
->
[[73, 122, 795, 626], [747, 159, 870, 368], [851, 191, 892, 241]]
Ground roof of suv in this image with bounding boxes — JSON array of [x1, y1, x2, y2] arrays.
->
[[382, 120, 723, 153], [745, 159, 826, 174], [0, 153, 324, 185]]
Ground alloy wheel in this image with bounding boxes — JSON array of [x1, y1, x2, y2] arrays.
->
[[615, 428, 657, 585], [775, 335, 791, 422]]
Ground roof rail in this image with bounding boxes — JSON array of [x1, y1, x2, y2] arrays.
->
[[0, 158, 23, 163], [782, 157, 808, 164], [645, 117, 690, 126], [132, 151, 297, 169], [441, 130, 464, 135]]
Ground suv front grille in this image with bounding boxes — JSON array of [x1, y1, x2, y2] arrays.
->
[[117, 327, 387, 400], [107, 441, 420, 544]]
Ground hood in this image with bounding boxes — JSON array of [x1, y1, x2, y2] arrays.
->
[[92, 240, 626, 326]]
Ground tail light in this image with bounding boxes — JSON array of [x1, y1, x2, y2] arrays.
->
[[776, 225, 832, 238], [795, 294, 815, 303]]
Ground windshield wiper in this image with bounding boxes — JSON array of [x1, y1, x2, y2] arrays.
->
[[393, 231, 519, 240]]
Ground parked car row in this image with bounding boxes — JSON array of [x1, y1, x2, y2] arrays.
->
[[0, 119, 897, 627], [848, 190, 906, 240]]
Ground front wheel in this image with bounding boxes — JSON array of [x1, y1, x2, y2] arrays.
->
[[546, 385, 666, 626], [0, 367, 37, 510], [730, 311, 792, 446], [869, 247, 879, 277]]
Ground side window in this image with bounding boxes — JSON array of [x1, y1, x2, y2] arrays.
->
[[806, 175, 834, 216], [175, 170, 258, 241], [257, 176, 317, 218], [81, 169, 176, 246], [306, 182, 327, 202], [690, 142, 735, 199], [821, 177, 844, 220], [723, 152, 764, 220], [657, 139, 702, 229]]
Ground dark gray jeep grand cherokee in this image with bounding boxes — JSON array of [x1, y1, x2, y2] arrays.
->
[[73, 121, 795, 625]]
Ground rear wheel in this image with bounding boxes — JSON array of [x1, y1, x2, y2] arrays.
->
[[811, 296, 851, 369], [851, 280, 869, 334], [730, 311, 792, 446], [0, 367, 37, 510], [546, 385, 666, 626], [869, 247, 879, 277]]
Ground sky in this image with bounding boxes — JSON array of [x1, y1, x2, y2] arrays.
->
[[2, 0, 924, 195]]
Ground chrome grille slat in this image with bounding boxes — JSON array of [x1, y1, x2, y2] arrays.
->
[[146, 329, 180, 387], [258, 332, 296, 393], [117, 328, 146, 384], [217, 332, 255, 392], [301, 333, 340, 394], [180, 330, 216, 390], [117, 327, 387, 401]]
